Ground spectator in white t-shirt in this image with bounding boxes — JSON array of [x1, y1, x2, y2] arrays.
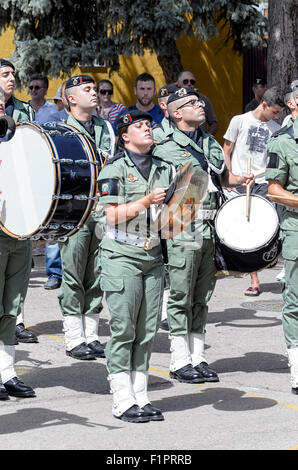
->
[[28, 73, 60, 123], [223, 86, 284, 297]]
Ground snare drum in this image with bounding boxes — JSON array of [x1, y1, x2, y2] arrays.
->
[[214, 194, 281, 273], [0, 122, 99, 240]]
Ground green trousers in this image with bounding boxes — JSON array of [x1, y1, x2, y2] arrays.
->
[[167, 238, 216, 335], [100, 247, 164, 374], [281, 230, 298, 349], [58, 213, 103, 317], [0, 233, 32, 345]]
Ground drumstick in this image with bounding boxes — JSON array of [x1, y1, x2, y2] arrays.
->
[[267, 193, 298, 207], [254, 171, 265, 178], [246, 157, 251, 220]]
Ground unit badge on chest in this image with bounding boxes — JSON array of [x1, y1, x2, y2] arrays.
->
[[127, 173, 138, 182]]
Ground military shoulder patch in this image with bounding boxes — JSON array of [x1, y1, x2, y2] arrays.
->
[[98, 178, 119, 196], [266, 152, 279, 169]]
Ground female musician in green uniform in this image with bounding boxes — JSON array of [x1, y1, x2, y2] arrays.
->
[[98, 110, 172, 422]]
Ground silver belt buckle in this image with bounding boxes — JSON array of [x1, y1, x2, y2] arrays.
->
[[143, 238, 153, 250]]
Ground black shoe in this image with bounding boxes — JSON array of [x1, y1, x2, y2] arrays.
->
[[15, 323, 38, 343], [66, 342, 96, 360], [292, 387, 298, 395], [115, 405, 150, 423], [169, 364, 205, 384], [0, 383, 9, 400], [88, 340, 105, 358], [194, 361, 219, 382], [4, 377, 36, 398], [160, 319, 169, 331], [142, 403, 164, 421], [44, 276, 61, 290]]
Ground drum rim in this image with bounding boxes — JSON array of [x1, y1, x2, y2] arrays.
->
[[0, 122, 59, 239], [214, 194, 280, 253]]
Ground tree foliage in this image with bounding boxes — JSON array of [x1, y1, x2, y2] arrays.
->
[[0, 0, 267, 85]]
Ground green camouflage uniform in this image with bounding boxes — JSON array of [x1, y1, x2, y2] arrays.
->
[[265, 119, 298, 349], [58, 114, 111, 318], [153, 127, 225, 336]]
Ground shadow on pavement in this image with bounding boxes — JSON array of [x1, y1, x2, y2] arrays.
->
[[0, 407, 120, 435], [152, 386, 277, 413]]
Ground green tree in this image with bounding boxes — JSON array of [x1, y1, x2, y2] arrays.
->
[[267, 0, 298, 90], [0, 0, 266, 86]]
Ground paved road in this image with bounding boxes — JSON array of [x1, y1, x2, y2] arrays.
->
[[0, 254, 297, 452]]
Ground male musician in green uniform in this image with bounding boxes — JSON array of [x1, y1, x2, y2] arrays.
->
[[58, 75, 112, 360], [0, 59, 36, 399], [153, 87, 253, 384], [98, 110, 172, 422], [265, 84, 298, 394], [153, 84, 179, 142]]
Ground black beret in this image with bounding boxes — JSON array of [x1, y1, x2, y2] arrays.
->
[[254, 77, 267, 86], [116, 110, 152, 130], [158, 84, 179, 99], [0, 59, 15, 71], [65, 75, 94, 89], [167, 87, 200, 106]]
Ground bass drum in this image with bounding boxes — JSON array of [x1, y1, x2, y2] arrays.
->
[[0, 121, 99, 241], [214, 194, 281, 273]]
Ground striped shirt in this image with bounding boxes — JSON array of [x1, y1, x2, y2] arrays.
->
[[96, 102, 127, 125]]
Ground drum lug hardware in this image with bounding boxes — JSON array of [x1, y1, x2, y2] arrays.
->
[[52, 194, 73, 200], [74, 195, 99, 201], [61, 223, 75, 230], [90, 161, 100, 166], [60, 159, 74, 164], [76, 160, 90, 166], [52, 158, 73, 164], [48, 224, 60, 230], [39, 225, 49, 230]]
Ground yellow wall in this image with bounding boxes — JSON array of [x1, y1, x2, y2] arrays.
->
[[1, 26, 243, 143]]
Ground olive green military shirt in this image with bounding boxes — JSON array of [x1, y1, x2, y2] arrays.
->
[[265, 118, 298, 231], [12, 96, 35, 122], [153, 127, 225, 241], [153, 117, 175, 142], [67, 113, 111, 154], [97, 150, 172, 260]]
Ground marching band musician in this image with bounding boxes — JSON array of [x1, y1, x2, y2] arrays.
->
[[0, 61, 36, 399], [98, 110, 172, 423], [265, 82, 298, 395], [153, 87, 253, 385], [58, 75, 113, 360], [0, 59, 38, 345]]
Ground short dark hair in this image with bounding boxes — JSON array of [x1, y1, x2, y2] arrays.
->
[[135, 73, 155, 86], [97, 79, 113, 92], [29, 73, 49, 89], [261, 86, 284, 108]]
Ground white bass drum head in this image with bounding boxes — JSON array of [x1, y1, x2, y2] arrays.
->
[[215, 194, 279, 252]]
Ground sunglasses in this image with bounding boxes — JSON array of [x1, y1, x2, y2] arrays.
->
[[182, 79, 196, 86], [99, 89, 113, 95], [29, 85, 44, 91], [177, 99, 205, 110]]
